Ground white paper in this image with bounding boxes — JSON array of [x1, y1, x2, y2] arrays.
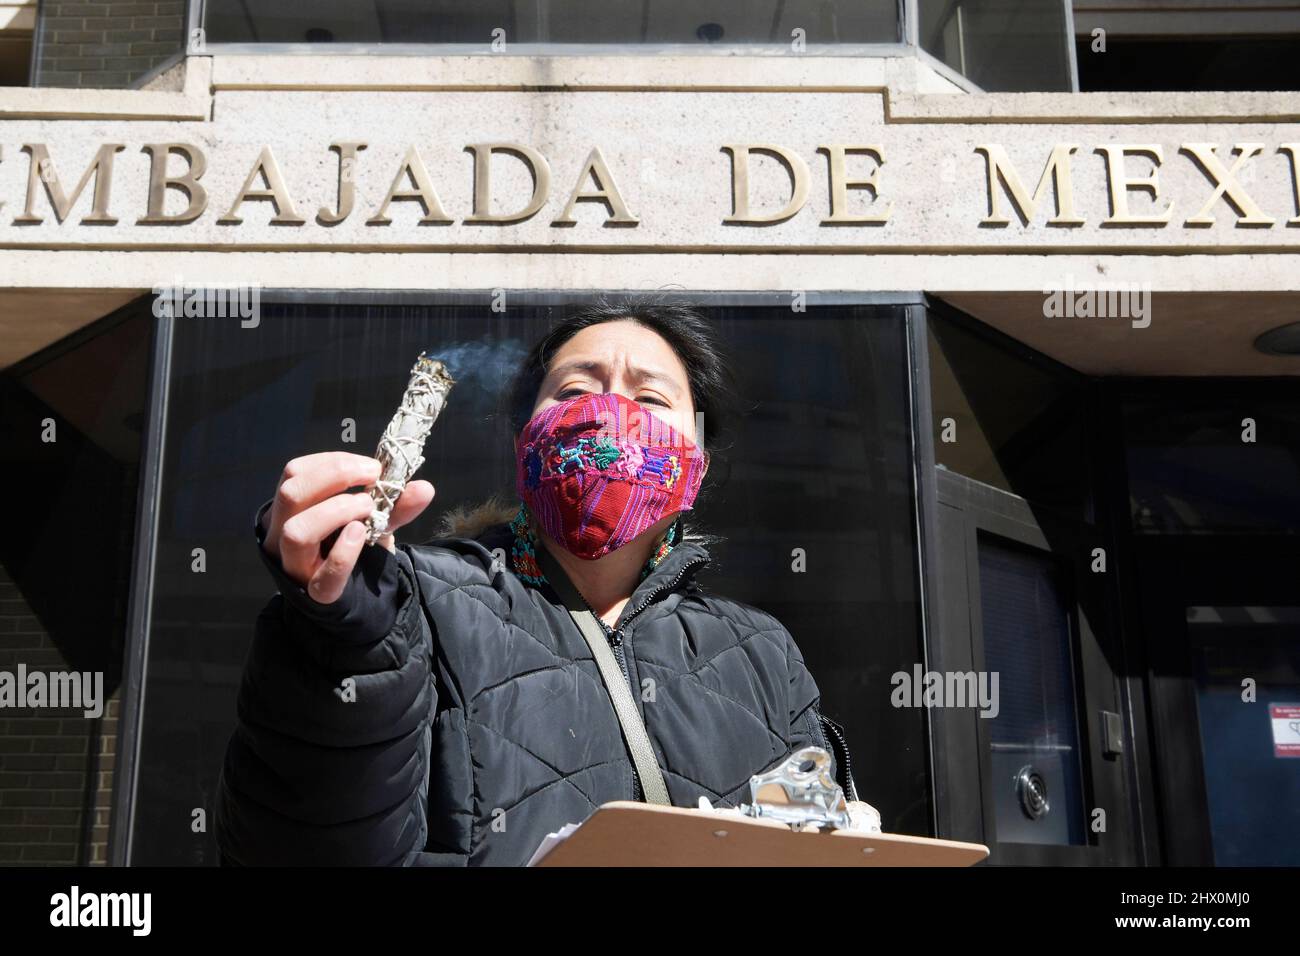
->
[[524, 822, 581, 867]]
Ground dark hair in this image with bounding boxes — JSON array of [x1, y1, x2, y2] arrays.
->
[[505, 293, 741, 512]]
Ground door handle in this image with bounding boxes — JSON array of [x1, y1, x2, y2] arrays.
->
[[1101, 709, 1125, 756]]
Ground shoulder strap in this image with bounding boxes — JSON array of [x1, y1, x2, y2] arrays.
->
[[536, 546, 672, 806]]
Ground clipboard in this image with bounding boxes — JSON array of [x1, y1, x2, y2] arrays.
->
[[533, 801, 989, 867]]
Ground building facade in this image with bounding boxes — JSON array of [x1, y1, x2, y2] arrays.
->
[[1, 1, 1299, 867]]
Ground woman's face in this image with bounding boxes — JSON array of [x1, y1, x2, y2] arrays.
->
[[528, 319, 701, 443]]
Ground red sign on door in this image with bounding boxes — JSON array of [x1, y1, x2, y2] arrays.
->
[[1271, 704, 1300, 758]]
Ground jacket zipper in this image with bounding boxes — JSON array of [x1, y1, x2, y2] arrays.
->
[[818, 713, 859, 802], [584, 554, 709, 802], [616, 555, 708, 632]]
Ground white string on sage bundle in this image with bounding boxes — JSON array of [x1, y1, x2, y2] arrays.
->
[[365, 353, 456, 545]]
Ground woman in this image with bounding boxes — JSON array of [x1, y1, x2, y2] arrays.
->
[[215, 297, 859, 866]]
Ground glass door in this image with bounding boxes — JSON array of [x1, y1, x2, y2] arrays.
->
[[933, 469, 1138, 865], [1187, 606, 1300, 866]]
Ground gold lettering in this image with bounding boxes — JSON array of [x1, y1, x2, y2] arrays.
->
[[366, 146, 452, 225], [317, 142, 368, 225], [552, 147, 637, 226], [817, 145, 891, 224], [1180, 142, 1275, 227], [721, 145, 809, 225], [1280, 144, 1300, 225], [975, 144, 1084, 226], [218, 147, 305, 225], [1095, 145, 1173, 225], [464, 143, 551, 224], [139, 143, 208, 224], [16, 143, 125, 224]]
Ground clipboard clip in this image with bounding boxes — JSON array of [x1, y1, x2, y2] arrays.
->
[[738, 746, 854, 832]]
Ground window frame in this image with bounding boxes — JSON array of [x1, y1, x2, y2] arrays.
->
[[191, 0, 911, 56], [110, 287, 936, 863]]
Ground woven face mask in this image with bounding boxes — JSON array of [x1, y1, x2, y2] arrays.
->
[[516, 391, 707, 561]]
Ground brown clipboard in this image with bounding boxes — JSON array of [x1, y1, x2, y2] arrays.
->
[[534, 801, 990, 867]]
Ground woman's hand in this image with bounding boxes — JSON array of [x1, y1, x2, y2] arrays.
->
[[260, 451, 435, 604]]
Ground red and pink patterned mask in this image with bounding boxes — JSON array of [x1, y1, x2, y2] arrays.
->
[[516, 391, 707, 561]]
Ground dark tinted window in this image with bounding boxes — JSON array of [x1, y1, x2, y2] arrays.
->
[[129, 297, 929, 863], [1123, 391, 1300, 535], [928, 309, 1091, 520], [203, 0, 900, 45], [1077, 38, 1300, 93], [920, 0, 1075, 91], [0, 302, 151, 864]]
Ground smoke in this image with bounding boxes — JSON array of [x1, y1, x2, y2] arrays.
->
[[429, 336, 530, 414]]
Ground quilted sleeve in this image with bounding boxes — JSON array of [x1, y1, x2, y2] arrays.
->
[[786, 636, 830, 747], [214, 504, 436, 866], [782, 626, 842, 783]]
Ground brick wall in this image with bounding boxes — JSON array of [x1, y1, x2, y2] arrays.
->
[[0, 564, 119, 865], [34, 0, 184, 89]]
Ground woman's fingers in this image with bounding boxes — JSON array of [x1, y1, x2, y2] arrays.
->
[[279, 492, 375, 584], [384, 480, 436, 535], [266, 453, 381, 555], [307, 520, 368, 605], [370, 482, 435, 554], [265, 454, 431, 589]]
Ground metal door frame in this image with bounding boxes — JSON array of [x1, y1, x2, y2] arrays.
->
[[934, 469, 1137, 864]]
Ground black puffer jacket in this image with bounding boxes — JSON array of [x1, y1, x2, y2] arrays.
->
[[215, 503, 848, 866]]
